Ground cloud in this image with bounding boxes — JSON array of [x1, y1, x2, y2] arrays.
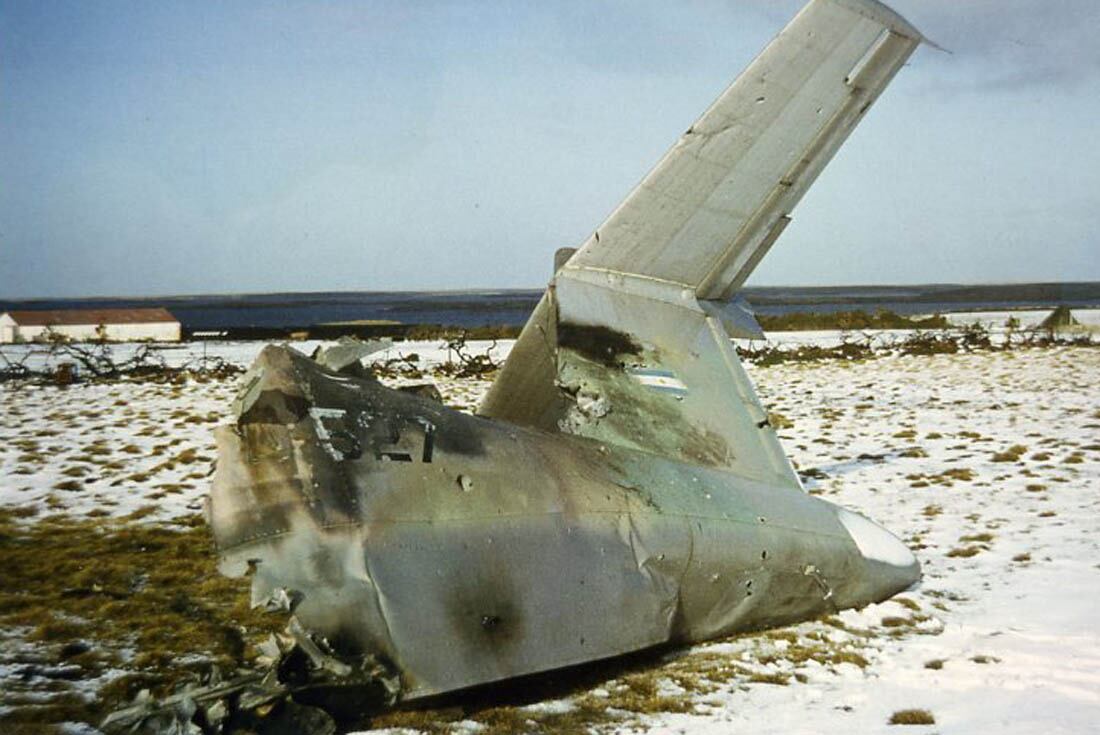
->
[[894, 0, 1100, 92]]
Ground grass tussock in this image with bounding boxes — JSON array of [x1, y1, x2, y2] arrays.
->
[[921, 504, 943, 518], [991, 445, 1028, 463], [889, 708, 935, 725], [892, 598, 921, 612]]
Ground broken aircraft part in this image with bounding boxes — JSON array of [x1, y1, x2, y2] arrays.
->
[[117, 0, 932, 728], [310, 336, 391, 376], [101, 616, 399, 734]]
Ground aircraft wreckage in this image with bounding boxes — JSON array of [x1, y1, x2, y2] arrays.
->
[[106, 0, 930, 731]]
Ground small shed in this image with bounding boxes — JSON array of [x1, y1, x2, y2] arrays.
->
[[0, 308, 181, 344]]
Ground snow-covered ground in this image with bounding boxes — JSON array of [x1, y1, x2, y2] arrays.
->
[[1, 328, 1098, 733], [643, 344, 1100, 735]]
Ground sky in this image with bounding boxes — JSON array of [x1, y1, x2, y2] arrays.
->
[[1, 0, 1098, 299]]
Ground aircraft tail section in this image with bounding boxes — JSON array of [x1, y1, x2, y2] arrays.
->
[[480, 0, 925, 482]]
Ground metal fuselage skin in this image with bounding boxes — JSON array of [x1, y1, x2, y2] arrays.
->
[[210, 346, 918, 701]]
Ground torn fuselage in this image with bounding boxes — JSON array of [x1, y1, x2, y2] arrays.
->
[[209, 344, 917, 703]]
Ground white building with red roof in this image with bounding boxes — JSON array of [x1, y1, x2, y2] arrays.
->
[[0, 308, 181, 343]]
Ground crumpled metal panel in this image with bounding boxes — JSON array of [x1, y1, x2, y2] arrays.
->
[[312, 336, 391, 374]]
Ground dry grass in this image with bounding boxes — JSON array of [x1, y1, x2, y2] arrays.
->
[[889, 708, 935, 725], [991, 445, 1028, 463], [368, 623, 877, 734], [941, 467, 976, 483], [892, 597, 921, 612], [958, 532, 994, 544], [0, 509, 279, 730]]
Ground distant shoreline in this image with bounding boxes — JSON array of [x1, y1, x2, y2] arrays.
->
[[3, 282, 1098, 337]]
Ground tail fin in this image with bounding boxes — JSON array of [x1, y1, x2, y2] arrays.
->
[[481, 0, 924, 484], [567, 0, 923, 300]]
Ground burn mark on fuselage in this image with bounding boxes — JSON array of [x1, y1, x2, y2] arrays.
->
[[558, 322, 642, 367], [444, 570, 524, 660]]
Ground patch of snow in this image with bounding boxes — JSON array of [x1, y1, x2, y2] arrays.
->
[[521, 698, 577, 715]]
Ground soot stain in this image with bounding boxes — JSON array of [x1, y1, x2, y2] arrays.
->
[[558, 322, 642, 367], [445, 574, 524, 655]]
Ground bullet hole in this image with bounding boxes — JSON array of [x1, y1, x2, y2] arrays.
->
[[458, 474, 473, 492], [756, 96, 766, 104], [481, 614, 501, 630], [761, 550, 769, 561]]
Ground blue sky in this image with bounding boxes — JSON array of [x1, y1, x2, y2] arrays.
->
[[1, 0, 1098, 298]]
